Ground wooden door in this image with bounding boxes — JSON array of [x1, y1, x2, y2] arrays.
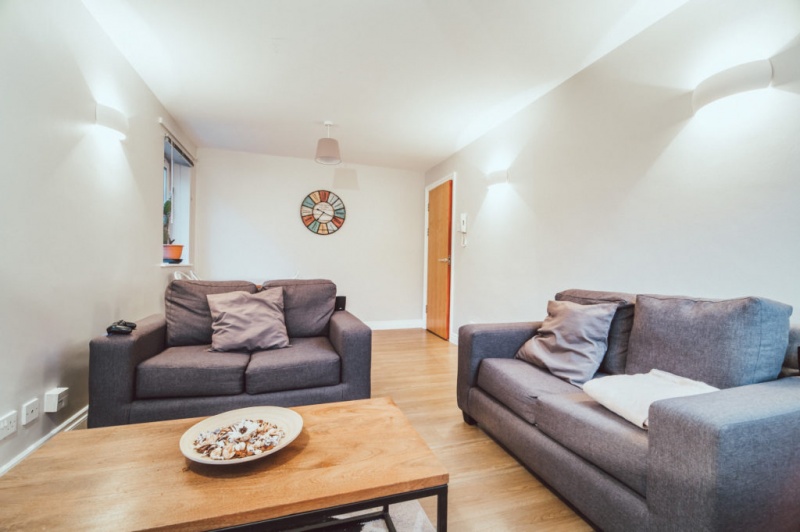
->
[[426, 180, 452, 340]]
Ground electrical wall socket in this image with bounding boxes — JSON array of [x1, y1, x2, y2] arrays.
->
[[0, 410, 17, 441], [21, 398, 39, 425]]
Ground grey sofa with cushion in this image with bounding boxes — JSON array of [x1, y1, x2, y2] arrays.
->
[[89, 279, 371, 428], [458, 289, 800, 531]]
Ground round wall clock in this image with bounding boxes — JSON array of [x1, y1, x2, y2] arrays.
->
[[300, 190, 346, 235]]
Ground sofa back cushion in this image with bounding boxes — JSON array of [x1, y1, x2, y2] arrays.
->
[[165, 280, 257, 346], [785, 324, 800, 373], [261, 279, 336, 337], [626, 294, 792, 389], [555, 289, 636, 375]]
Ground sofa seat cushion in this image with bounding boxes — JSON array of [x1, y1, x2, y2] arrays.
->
[[245, 337, 340, 394], [533, 392, 649, 497], [476, 358, 580, 424], [136, 345, 249, 398]]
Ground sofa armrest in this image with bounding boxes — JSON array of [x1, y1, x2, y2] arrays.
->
[[648, 377, 800, 531], [328, 310, 372, 400], [457, 322, 541, 412], [88, 314, 167, 428]]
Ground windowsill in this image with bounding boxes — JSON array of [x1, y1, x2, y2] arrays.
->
[[161, 263, 193, 268]]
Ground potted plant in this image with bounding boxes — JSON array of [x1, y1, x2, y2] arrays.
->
[[163, 198, 184, 263]]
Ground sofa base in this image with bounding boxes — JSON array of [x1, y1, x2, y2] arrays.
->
[[122, 384, 356, 425], [468, 388, 651, 531], [90, 383, 367, 428]]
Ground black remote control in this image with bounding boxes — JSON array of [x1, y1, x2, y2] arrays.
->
[[107, 323, 133, 335]]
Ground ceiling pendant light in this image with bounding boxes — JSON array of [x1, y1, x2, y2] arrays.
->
[[315, 121, 341, 165]]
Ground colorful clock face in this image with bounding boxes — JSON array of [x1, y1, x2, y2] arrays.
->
[[300, 190, 346, 235]]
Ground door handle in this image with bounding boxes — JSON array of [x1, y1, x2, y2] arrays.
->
[[438, 256, 451, 264]]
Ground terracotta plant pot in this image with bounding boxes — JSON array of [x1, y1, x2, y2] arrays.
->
[[163, 244, 184, 262]]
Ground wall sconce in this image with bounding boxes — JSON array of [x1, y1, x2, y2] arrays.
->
[[487, 169, 509, 187], [95, 103, 129, 140], [692, 59, 773, 114], [315, 121, 341, 165]]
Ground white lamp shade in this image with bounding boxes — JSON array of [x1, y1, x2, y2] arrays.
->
[[692, 59, 773, 113], [95, 103, 129, 139], [315, 137, 341, 165]]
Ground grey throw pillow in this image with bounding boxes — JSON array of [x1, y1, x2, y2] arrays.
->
[[555, 289, 636, 375], [207, 288, 290, 352], [516, 300, 620, 386]]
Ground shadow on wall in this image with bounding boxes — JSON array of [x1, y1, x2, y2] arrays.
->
[[495, 78, 695, 224], [467, 30, 800, 217], [333, 168, 359, 190]]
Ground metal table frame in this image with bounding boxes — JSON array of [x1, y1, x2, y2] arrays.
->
[[215, 484, 448, 532]]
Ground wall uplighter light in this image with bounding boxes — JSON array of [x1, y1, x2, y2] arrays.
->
[[95, 103, 129, 140], [692, 59, 773, 114], [487, 169, 509, 187]]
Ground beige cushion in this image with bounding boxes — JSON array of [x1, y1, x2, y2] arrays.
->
[[516, 300, 619, 386], [207, 288, 290, 352]]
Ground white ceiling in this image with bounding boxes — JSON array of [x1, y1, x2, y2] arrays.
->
[[82, 0, 689, 171]]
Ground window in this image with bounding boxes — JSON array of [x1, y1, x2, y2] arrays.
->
[[163, 136, 194, 263]]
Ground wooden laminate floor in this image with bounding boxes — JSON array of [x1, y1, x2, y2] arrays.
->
[[372, 328, 592, 532]]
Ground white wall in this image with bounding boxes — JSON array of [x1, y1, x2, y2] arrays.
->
[[195, 149, 425, 328], [0, 0, 192, 472], [427, 0, 800, 334]]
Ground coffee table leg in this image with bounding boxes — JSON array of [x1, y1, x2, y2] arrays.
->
[[381, 504, 397, 532], [437, 486, 448, 531]]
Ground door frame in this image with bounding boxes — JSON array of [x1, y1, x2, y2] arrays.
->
[[423, 172, 457, 344]]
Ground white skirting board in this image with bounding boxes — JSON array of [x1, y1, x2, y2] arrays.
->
[[0, 405, 88, 477], [363, 321, 458, 345], [365, 319, 424, 330]]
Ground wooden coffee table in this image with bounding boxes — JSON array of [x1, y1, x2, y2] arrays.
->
[[0, 397, 448, 531]]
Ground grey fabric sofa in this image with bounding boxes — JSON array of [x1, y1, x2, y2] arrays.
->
[[89, 279, 371, 428], [458, 289, 800, 531]]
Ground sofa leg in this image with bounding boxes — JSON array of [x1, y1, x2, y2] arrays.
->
[[462, 412, 477, 425]]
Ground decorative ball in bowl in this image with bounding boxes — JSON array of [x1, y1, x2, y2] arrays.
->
[[179, 406, 303, 465]]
